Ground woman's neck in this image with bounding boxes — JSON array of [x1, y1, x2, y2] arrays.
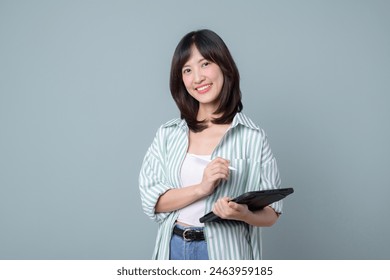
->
[[197, 104, 221, 123]]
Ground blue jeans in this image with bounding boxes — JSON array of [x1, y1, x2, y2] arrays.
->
[[169, 224, 209, 260]]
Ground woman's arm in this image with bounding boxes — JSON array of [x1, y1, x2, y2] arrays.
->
[[155, 184, 206, 213], [155, 157, 230, 213]]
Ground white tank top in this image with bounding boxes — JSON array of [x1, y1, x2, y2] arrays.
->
[[177, 153, 211, 227]]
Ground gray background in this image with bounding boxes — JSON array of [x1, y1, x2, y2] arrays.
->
[[1, 0, 389, 259]]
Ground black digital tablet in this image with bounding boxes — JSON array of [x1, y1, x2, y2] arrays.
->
[[199, 187, 294, 223]]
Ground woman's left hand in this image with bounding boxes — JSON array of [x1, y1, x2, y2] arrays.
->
[[212, 197, 250, 222]]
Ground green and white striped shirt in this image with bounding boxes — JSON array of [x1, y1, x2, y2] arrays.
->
[[139, 112, 282, 260]]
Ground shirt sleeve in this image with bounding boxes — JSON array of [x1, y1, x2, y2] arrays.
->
[[139, 127, 173, 223]]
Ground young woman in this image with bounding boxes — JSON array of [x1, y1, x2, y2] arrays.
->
[[139, 29, 282, 260]]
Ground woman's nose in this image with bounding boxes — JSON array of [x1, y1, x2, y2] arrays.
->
[[193, 68, 205, 84]]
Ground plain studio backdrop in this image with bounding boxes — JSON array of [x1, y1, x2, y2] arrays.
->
[[0, 0, 389, 260]]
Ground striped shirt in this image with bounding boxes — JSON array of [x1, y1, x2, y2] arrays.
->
[[139, 112, 282, 260]]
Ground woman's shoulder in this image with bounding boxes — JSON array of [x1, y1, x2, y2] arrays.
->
[[153, 118, 187, 138], [161, 118, 184, 128], [147, 118, 187, 152]]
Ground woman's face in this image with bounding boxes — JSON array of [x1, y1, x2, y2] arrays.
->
[[182, 45, 224, 110]]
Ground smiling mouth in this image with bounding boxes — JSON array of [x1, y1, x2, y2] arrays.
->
[[196, 84, 212, 93]]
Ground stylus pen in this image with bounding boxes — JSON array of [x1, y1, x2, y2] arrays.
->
[[189, 154, 237, 171]]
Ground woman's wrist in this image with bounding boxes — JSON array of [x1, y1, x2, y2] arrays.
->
[[194, 183, 211, 198], [243, 206, 279, 227]]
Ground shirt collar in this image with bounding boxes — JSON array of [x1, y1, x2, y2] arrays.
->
[[231, 112, 260, 130], [162, 118, 188, 130]]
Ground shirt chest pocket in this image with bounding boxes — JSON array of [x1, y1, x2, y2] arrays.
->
[[227, 158, 262, 197]]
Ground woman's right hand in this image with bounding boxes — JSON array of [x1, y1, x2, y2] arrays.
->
[[199, 157, 230, 196]]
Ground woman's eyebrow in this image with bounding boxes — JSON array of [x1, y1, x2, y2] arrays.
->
[[183, 58, 208, 69]]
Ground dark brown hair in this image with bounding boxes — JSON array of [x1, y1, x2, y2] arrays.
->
[[170, 29, 243, 132]]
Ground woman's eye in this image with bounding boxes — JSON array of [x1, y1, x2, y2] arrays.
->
[[202, 62, 210, 67], [182, 68, 191, 74]]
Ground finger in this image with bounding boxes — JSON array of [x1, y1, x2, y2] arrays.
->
[[218, 198, 231, 213], [212, 202, 223, 216], [212, 157, 229, 162], [227, 201, 240, 210], [209, 170, 229, 181], [208, 164, 229, 174], [205, 165, 228, 176], [210, 157, 230, 167], [208, 172, 227, 182], [209, 165, 229, 173], [214, 198, 227, 210], [205, 166, 229, 179], [228, 201, 248, 213], [213, 171, 229, 180]]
